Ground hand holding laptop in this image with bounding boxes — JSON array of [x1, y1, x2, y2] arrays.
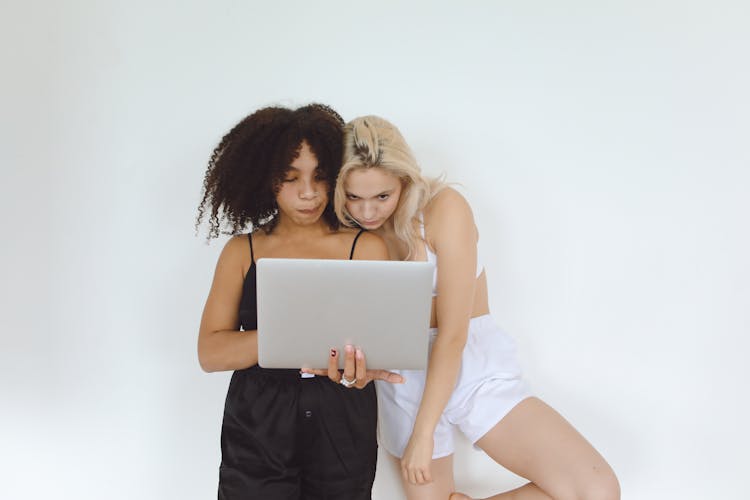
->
[[301, 344, 405, 389]]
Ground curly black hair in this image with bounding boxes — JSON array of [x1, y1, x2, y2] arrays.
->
[[196, 103, 346, 238]]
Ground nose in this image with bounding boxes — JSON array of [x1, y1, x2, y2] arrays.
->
[[362, 202, 376, 220], [299, 179, 319, 200]]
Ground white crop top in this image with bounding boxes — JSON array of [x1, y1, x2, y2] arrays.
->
[[420, 220, 484, 296]]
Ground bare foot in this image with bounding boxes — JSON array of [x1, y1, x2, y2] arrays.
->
[[449, 493, 473, 500]]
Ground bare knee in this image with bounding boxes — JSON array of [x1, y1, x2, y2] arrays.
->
[[553, 467, 620, 500], [578, 468, 620, 500]]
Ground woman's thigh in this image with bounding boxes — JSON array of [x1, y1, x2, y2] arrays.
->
[[475, 397, 619, 499]]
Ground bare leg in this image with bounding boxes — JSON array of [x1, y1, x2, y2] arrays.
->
[[393, 453, 455, 500], [449, 483, 549, 500], [451, 397, 619, 500]]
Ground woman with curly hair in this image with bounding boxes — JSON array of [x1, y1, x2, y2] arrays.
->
[[330, 115, 620, 500], [196, 104, 396, 500]]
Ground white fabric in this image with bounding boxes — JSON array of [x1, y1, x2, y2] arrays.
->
[[375, 314, 531, 459]]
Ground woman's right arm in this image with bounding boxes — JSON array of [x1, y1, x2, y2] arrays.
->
[[198, 235, 258, 372]]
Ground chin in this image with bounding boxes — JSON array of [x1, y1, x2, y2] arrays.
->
[[294, 211, 325, 225]]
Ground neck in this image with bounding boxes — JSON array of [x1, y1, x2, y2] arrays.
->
[[273, 216, 332, 239]]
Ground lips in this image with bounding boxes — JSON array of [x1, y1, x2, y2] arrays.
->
[[297, 206, 320, 214]]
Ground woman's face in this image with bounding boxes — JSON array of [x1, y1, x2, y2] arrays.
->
[[276, 141, 329, 226], [343, 167, 403, 230]]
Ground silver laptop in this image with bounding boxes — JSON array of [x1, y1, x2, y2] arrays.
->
[[256, 258, 434, 370]]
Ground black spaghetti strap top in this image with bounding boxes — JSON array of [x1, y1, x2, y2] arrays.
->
[[238, 229, 366, 331]]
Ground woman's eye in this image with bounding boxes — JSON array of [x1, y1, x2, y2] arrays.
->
[[283, 177, 297, 183], [378, 194, 390, 200], [346, 194, 359, 200]]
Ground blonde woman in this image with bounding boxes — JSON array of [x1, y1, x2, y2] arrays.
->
[[331, 116, 620, 500]]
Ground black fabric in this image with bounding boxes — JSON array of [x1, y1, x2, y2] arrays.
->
[[348, 230, 364, 259], [219, 229, 375, 499], [238, 236, 258, 331], [219, 368, 377, 500]]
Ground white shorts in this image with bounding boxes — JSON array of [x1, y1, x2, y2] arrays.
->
[[376, 314, 532, 459]]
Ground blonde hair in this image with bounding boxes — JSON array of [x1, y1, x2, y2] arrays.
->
[[334, 115, 445, 259]]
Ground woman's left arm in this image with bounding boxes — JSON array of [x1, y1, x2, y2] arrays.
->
[[401, 188, 478, 485]]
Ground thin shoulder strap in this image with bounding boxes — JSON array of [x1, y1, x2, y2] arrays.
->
[[349, 229, 365, 260], [247, 233, 255, 262]]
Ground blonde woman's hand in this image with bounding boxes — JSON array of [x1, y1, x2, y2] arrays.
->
[[401, 432, 435, 485], [301, 345, 405, 388]]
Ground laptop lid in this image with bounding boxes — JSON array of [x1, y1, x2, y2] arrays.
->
[[256, 258, 434, 370]]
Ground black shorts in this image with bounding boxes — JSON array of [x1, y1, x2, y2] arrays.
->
[[218, 366, 378, 500]]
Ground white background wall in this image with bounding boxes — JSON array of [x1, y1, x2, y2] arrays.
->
[[2, 1, 749, 498]]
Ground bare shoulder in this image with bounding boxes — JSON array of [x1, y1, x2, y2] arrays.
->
[[334, 226, 361, 238], [322, 227, 384, 259], [424, 186, 475, 232], [427, 186, 470, 212], [351, 231, 389, 260], [217, 233, 252, 271], [329, 227, 360, 248]]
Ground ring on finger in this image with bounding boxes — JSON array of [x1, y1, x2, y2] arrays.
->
[[340, 375, 357, 388]]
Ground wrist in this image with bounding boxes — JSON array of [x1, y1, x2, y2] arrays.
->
[[411, 422, 436, 439]]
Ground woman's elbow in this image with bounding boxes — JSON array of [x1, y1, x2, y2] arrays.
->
[[433, 330, 469, 353], [198, 350, 216, 373], [199, 358, 217, 373], [197, 336, 220, 373]]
